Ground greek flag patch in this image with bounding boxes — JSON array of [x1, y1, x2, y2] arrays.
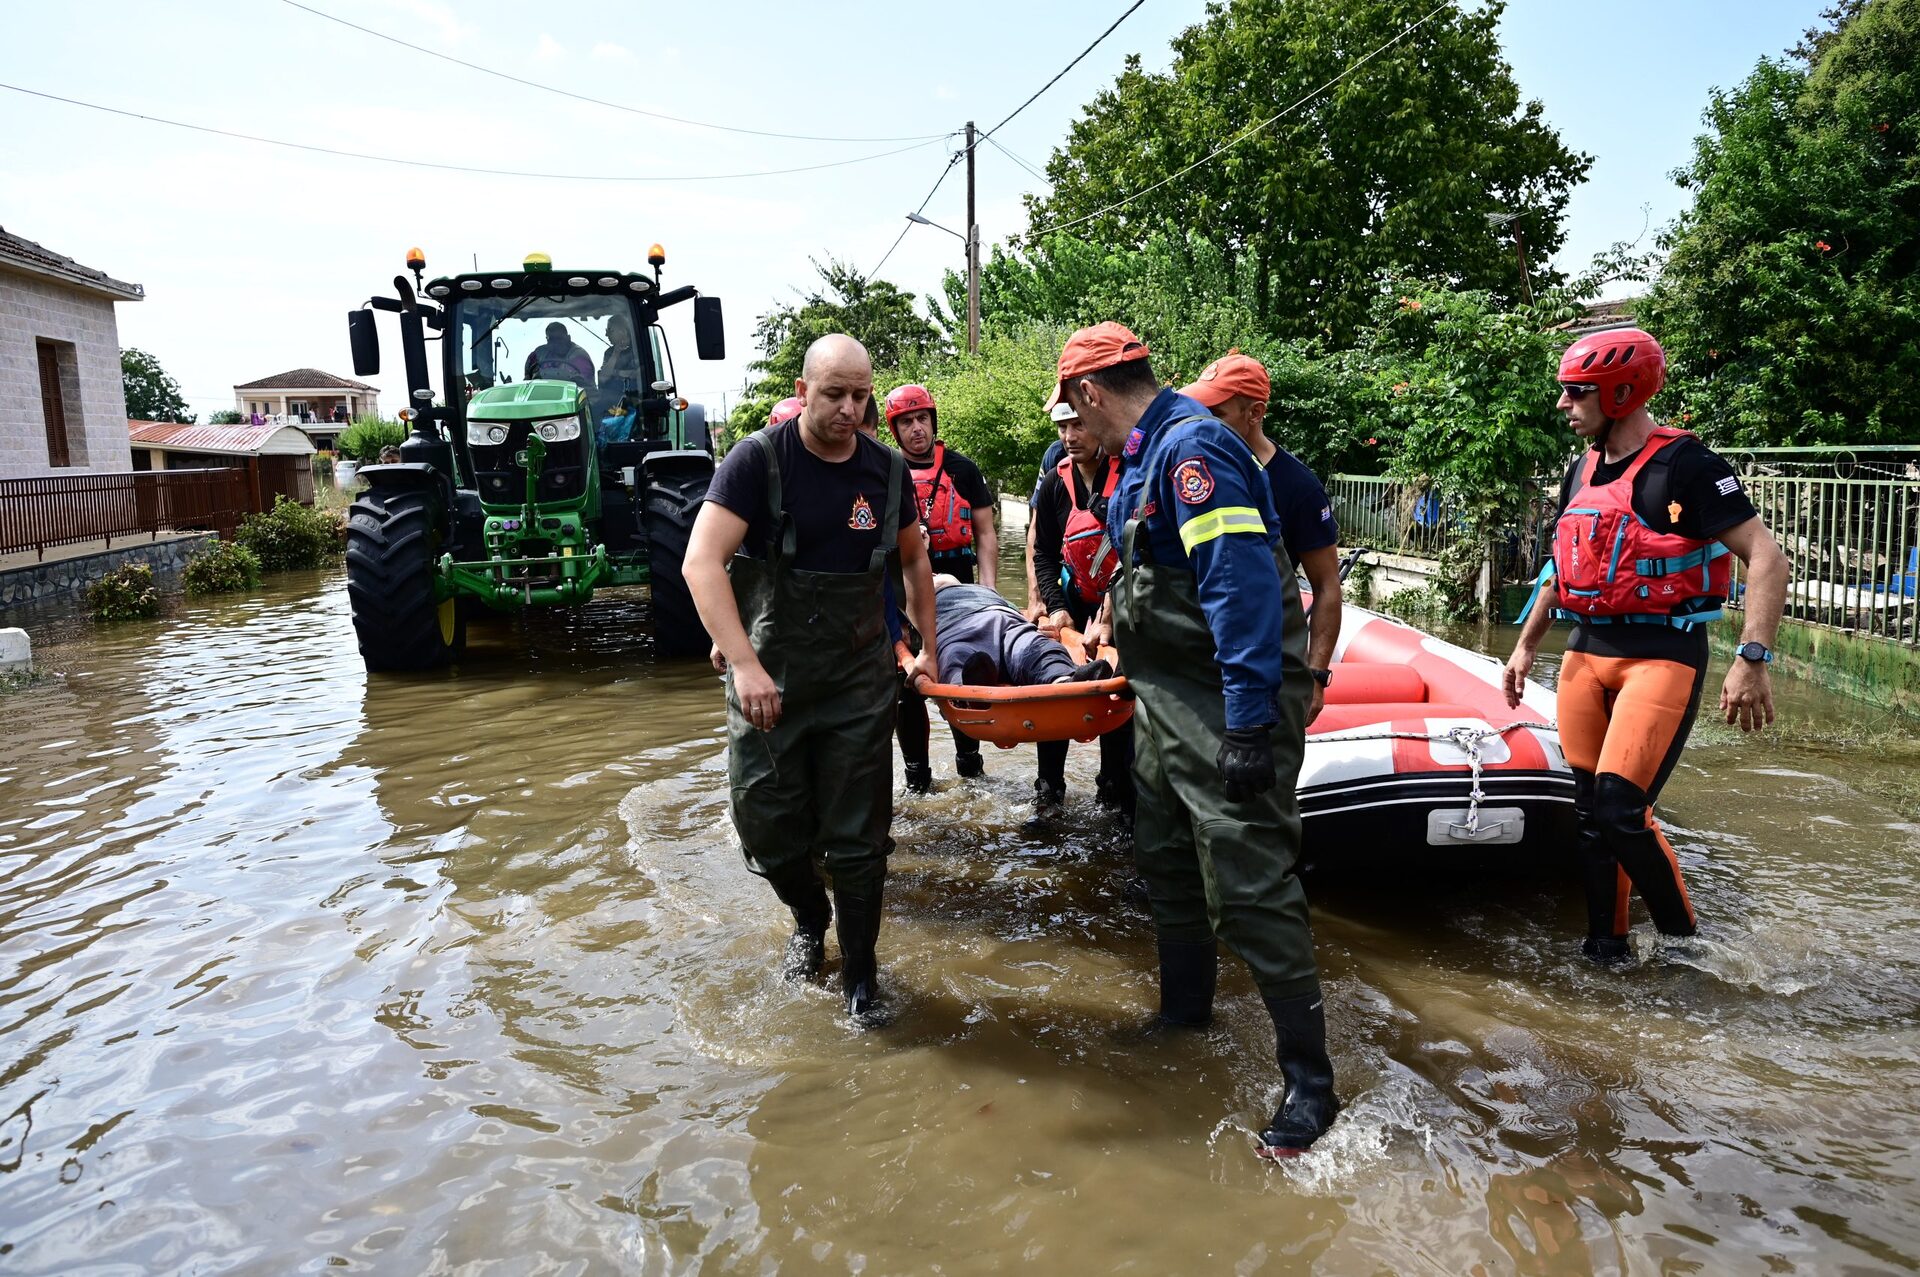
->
[[1716, 476, 1741, 497]]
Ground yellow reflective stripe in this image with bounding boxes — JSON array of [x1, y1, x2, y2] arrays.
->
[[1177, 505, 1266, 552]]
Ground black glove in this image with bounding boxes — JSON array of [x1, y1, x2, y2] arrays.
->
[[1217, 725, 1276, 802]]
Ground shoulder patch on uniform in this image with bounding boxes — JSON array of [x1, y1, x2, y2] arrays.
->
[[1172, 458, 1215, 505], [1715, 475, 1740, 497], [1122, 427, 1145, 458]]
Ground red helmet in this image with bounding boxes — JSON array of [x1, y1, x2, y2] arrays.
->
[[884, 384, 937, 432], [768, 396, 804, 428], [1558, 327, 1666, 420]]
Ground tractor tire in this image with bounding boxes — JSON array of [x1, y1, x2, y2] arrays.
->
[[643, 464, 712, 660], [346, 485, 465, 671]]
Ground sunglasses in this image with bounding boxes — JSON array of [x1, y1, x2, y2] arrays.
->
[[1560, 382, 1600, 401]]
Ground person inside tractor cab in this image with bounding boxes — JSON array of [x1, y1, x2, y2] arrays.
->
[[524, 320, 595, 387], [599, 315, 644, 401]]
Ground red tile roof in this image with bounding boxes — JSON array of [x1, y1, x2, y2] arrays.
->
[[233, 368, 377, 391]]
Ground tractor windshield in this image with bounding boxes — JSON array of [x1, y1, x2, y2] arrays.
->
[[456, 294, 649, 420]]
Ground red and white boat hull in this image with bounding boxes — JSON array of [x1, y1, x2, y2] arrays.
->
[[1298, 602, 1575, 860]]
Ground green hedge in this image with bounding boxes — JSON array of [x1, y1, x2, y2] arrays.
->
[[86, 562, 160, 622], [183, 538, 262, 595], [236, 496, 345, 572]]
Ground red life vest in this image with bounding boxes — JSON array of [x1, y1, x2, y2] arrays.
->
[[1552, 426, 1731, 629], [1059, 455, 1120, 605], [910, 442, 975, 554]]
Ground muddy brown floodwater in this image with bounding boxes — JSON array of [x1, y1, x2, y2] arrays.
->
[[3, 559, 1919, 1275]]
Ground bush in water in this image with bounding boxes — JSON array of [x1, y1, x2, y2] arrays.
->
[[85, 562, 160, 622], [183, 538, 261, 595], [236, 496, 344, 572], [336, 416, 407, 462]]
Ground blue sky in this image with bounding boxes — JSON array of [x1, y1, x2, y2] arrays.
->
[[0, 0, 1823, 422]]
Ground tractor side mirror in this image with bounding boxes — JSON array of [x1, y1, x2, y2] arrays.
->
[[694, 296, 725, 360], [348, 309, 380, 376]]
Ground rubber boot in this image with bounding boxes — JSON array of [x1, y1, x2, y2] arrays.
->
[[903, 762, 933, 794], [1582, 935, 1631, 966], [1572, 768, 1630, 967], [1257, 991, 1340, 1157], [834, 888, 886, 1025], [764, 861, 831, 982], [956, 749, 985, 779]]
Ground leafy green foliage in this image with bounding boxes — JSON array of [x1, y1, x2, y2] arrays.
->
[[236, 495, 345, 572], [879, 326, 1071, 493], [85, 562, 160, 622], [1020, 0, 1588, 346], [182, 538, 262, 595], [729, 259, 948, 442], [207, 409, 245, 425], [335, 415, 406, 461], [121, 349, 194, 424], [1638, 0, 1920, 444]]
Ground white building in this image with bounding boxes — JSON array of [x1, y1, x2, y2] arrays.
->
[[232, 369, 380, 452], [0, 225, 143, 478]]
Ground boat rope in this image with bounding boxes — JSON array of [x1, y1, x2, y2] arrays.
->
[[1310, 720, 1557, 835]]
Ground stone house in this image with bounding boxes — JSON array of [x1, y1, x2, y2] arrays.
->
[[0, 225, 144, 478], [232, 369, 380, 452]]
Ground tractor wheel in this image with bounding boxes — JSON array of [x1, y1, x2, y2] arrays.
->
[[346, 486, 465, 671], [643, 464, 712, 659]]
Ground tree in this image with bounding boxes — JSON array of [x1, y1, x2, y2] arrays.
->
[[121, 348, 195, 423], [1639, 0, 1920, 444], [208, 409, 245, 425], [732, 258, 948, 435], [1021, 0, 1588, 346]]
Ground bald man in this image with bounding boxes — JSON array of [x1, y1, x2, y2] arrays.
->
[[685, 334, 939, 1024]]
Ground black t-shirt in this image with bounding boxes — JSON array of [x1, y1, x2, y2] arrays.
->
[[1263, 447, 1338, 556], [1032, 459, 1113, 615], [906, 445, 995, 558], [706, 423, 916, 573], [1557, 433, 1759, 662]]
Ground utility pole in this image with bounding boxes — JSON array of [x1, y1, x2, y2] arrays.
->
[[965, 120, 980, 355]]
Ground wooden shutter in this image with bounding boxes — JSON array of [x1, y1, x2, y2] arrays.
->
[[37, 341, 70, 468]]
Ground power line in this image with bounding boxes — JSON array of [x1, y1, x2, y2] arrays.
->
[[985, 134, 1049, 188], [1025, 0, 1455, 240], [279, 0, 948, 145], [867, 151, 965, 279], [982, 0, 1146, 141], [0, 82, 943, 183]]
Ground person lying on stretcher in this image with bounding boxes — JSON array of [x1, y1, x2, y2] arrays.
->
[[930, 575, 1113, 687]]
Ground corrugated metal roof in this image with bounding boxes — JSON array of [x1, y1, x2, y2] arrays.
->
[[233, 368, 377, 391], [127, 420, 315, 456]]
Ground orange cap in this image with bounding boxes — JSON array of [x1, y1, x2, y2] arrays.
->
[[1180, 350, 1269, 408], [1047, 321, 1150, 409]]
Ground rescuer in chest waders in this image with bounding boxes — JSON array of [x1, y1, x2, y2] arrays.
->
[[885, 384, 999, 792], [1055, 323, 1337, 1158], [684, 335, 938, 1024], [1030, 398, 1134, 816], [1503, 327, 1790, 966]]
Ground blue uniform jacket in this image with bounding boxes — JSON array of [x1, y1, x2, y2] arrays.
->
[[1107, 388, 1289, 731]]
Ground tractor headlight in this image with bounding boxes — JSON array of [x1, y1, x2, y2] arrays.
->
[[534, 417, 581, 442], [467, 421, 512, 445]]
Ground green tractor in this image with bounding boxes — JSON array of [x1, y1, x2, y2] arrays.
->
[[342, 246, 724, 670]]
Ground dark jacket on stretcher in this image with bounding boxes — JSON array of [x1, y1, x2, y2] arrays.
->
[[933, 583, 1079, 687]]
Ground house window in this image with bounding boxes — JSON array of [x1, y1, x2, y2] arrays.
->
[[289, 400, 310, 420], [36, 339, 82, 468]]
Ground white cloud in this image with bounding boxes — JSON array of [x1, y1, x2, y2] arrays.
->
[[382, 0, 472, 46], [934, 84, 957, 101], [590, 41, 633, 62], [533, 33, 565, 63]]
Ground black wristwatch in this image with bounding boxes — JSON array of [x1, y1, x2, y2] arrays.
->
[[1307, 667, 1333, 687], [1735, 642, 1773, 664]]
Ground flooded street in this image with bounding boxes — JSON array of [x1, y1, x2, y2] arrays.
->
[[4, 563, 1918, 1274]]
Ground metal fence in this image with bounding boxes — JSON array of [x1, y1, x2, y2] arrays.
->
[[1331, 446, 1920, 646], [0, 468, 252, 560]]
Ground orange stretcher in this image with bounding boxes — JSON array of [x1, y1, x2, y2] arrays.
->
[[897, 630, 1134, 748]]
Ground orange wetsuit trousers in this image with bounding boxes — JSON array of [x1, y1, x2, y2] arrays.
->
[[1556, 650, 1704, 940]]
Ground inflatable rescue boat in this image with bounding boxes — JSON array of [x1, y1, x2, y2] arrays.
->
[[1302, 598, 1575, 858]]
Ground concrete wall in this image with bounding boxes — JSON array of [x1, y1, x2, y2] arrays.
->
[[0, 533, 214, 611], [0, 267, 135, 478]]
